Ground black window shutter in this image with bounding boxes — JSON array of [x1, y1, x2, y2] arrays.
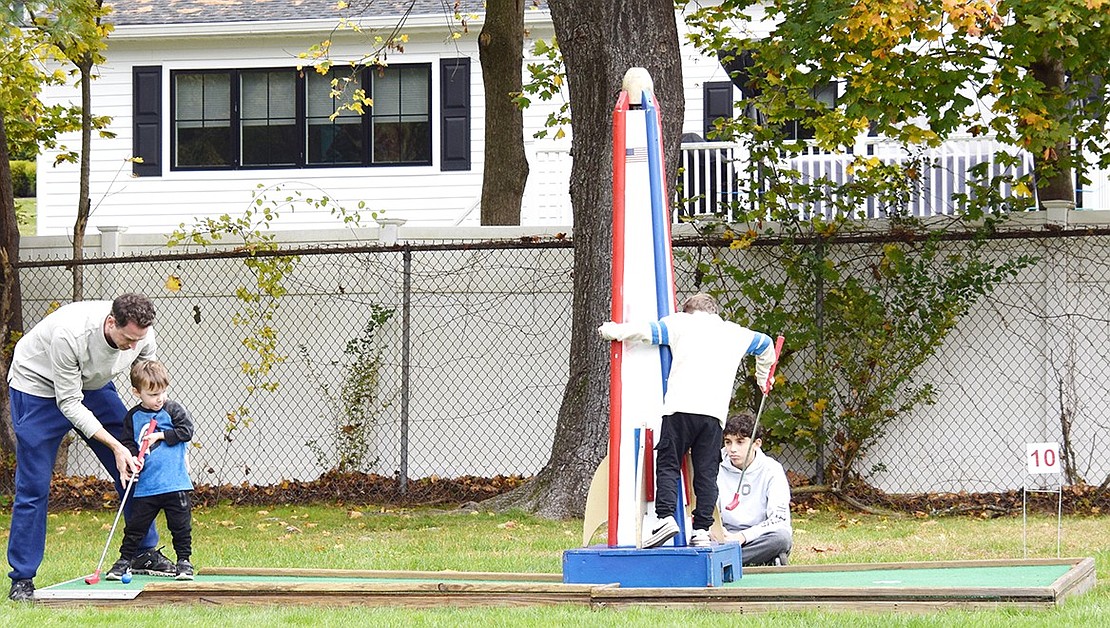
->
[[440, 58, 470, 171], [703, 81, 734, 139], [132, 66, 162, 176]]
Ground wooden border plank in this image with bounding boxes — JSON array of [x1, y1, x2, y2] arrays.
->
[[34, 558, 1094, 613], [201, 566, 564, 582]]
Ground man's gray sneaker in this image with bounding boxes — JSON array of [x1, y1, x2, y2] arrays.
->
[[8, 578, 34, 602]]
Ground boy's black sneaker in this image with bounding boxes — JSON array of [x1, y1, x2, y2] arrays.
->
[[8, 578, 34, 602], [643, 516, 679, 549], [105, 558, 131, 581], [175, 559, 194, 581], [131, 547, 176, 577]]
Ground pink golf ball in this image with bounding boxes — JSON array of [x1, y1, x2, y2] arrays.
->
[[121, 573, 132, 584]]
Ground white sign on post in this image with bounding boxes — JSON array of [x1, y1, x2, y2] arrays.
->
[[1026, 442, 1061, 475]]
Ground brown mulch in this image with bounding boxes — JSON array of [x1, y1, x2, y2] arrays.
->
[[786, 474, 1107, 518], [41, 472, 529, 512], [17, 471, 1109, 517]]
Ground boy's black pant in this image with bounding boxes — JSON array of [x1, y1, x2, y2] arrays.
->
[[119, 490, 192, 562], [653, 412, 722, 532]]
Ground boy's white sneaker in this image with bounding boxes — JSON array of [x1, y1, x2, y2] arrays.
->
[[690, 529, 712, 547], [643, 516, 679, 548]]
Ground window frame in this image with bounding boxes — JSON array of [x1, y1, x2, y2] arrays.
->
[[169, 63, 433, 172]]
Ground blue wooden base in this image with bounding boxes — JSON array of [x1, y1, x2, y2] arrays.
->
[[562, 542, 742, 588]]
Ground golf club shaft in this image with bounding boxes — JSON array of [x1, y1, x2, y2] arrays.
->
[[91, 472, 138, 576], [727, 391, 768, 508], [726, 335, 785, 511], [90, 418, 157, 578]]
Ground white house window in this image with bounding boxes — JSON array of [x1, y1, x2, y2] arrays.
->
[[306, 69, 363, 166], [779, 82, 837, 142], [371, 66, 431, 164], [241, 70, 298, 167], [174, 72, 232, 167], [170, 64, 432, 170]]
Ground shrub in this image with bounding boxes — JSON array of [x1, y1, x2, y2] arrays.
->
[[10, 160, 35, 198]]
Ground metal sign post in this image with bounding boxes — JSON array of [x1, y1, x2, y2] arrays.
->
[[1023, 442, 1063, 559]]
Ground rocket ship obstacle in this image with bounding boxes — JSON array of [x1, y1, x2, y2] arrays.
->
[[601, 66, 678, 549], [562, 69, 742, 587]]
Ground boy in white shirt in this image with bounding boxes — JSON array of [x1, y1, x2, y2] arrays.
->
[[716, 412, 793, 565], [599, 293, 777, 548]]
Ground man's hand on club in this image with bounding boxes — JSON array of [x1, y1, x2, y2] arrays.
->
[[115, 447, 140, 483]]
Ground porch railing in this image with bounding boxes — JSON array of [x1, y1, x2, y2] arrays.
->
[[521, 136, 1107, 225]]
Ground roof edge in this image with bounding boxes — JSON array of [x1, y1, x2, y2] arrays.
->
[[108, 10, 552, 40]]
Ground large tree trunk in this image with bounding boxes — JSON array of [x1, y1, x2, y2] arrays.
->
[[484, 0, 683, 518], [478, 0, 529, 225], [0, 114, 24, 480], [1029, 52, 1075, 205]]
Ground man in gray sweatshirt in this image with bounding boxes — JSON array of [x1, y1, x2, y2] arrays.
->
[[6, 294, 176, 602]]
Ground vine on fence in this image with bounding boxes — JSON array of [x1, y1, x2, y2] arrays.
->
[[300, 304, 396, 474], [167, 182, 370, 443], [677, 149, 1039, 489]]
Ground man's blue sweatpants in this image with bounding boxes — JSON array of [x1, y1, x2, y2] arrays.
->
[[8, 383, 158, 581]]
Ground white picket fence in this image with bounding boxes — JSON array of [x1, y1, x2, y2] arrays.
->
[[520, 137, 1110, 225]]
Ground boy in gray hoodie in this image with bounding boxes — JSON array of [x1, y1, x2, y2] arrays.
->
[[716, 412, 793, 566]]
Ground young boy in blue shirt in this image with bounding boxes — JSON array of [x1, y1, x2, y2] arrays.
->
[[107, 360, 196, 581]]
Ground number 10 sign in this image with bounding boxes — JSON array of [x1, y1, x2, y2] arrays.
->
[[1026, 442, 1061, 475]]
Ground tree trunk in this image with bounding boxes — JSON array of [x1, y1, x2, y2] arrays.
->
[[1029, 52, 1075, 205], [483, 0, 683, 518], [72, 56, 94, 302], [0, 113, 24, 480], [478, 0, 529, 226]]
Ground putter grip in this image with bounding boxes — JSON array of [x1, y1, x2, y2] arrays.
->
[[136, 417, 158, 461], [764, 335, 786, 389]]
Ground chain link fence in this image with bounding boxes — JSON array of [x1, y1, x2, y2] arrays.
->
[[677, 229, 1110, 500], [4, 230, 1109, 504]]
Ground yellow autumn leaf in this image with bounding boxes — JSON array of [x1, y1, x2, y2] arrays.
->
[[165, 274, 183, 292], [1020, 111, 1042, 125]]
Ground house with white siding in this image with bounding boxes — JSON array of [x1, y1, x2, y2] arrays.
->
[[20, 2, 1110, 492], [31, 0, 1110, 237]]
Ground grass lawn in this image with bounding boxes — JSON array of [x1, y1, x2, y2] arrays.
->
[[1, 505, 1108, 626]]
